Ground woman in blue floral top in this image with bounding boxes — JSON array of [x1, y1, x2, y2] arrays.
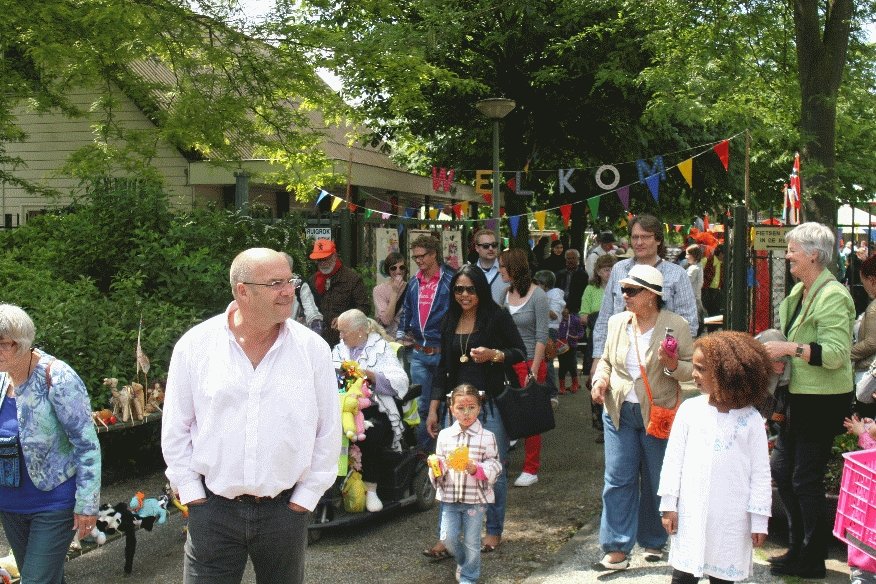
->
[[0, 304, 101, 583]]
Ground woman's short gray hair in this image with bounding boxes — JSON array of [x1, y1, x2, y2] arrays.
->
[[0, 304, 36, 357], [786, 222, 835, 267]]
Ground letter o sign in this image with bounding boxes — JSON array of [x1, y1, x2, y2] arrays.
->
[[595, 165, 620, 191]]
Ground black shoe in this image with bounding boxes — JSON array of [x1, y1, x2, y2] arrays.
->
[[769, 562, 826, 579], [767, 549, 798, 566]]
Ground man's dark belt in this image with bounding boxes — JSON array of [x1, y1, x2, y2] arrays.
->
[[204, 479, 294, 504], [413, 344, 440, 355]]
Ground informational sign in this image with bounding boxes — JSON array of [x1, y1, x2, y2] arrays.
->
[[752, 226, 791, 251], [442, 230, 463, 270], [305, 227, 332, 241], [374, 228, 401, 284]]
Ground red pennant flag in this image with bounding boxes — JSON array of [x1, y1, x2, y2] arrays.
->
[[506, 177, 516, 191], [348, 203, 358, 212], [674, 224, 682, 233], [452, 204, 462, 219], [560, 204, 572, 227], [713, 140, 729, 171], [482, 193, 493, 205]]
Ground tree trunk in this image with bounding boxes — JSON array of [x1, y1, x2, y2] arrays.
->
[[793, 0, 852, 226]]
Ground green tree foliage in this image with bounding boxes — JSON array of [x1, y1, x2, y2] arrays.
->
[[0, 179, 310, 406], [1, 0, 347, 197], [283, 0, 875, 229]]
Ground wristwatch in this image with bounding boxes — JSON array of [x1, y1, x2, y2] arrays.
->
[[795, 344, 805, 358]]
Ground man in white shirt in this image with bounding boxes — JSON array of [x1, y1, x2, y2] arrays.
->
[[162, 248, 341, 584], [471, 228, 505, 304]]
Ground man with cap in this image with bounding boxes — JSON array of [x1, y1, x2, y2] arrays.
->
[[585, 231, 618, 279], [590, 215, 698, 383], [306, 239, 369, 347]]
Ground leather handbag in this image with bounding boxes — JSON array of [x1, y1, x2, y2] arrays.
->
[[544, 338, 558, 360], [495, 377, 556, 439], [633, 321, 679, 440]]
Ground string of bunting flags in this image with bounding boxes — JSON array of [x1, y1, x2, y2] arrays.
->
[[314, 131, 743, 236]]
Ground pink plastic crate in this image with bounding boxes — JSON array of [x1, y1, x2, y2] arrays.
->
[[833, 448, 876, 560]]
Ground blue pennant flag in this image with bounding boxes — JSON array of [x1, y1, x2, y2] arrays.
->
[[645, 175, 660, 202], [509, 216, 520, 237]]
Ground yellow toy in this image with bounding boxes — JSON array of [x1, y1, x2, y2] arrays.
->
[[446, 445, 470, 472], [339, 376, 373, 442], [341, 470, 366, 512]]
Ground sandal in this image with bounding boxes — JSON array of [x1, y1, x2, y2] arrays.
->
[[592, 553, 629, 571], [481, 544, 497, 553], [422, 546, 452, 563]]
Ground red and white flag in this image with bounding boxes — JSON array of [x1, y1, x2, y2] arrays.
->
[[785, 153, 802, 225]]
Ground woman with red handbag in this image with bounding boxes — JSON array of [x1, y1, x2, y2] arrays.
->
[[589, 264, 693, 571]]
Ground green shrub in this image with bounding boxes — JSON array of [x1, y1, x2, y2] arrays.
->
[[0, 179, 310, 408]]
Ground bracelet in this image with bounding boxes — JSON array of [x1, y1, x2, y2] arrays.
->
[[491, 350, 503, 363], [663, 367, 676, 376]]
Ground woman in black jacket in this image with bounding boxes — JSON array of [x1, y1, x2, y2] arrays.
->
[[422, 265, 525, 559]]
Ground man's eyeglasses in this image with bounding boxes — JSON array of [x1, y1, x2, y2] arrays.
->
[[453, 285, 476, 295], [412, 253, 431, 261], [620, 286, 644, 297], [389, 264, 406, 272], [241, 275, 302, 290], [631, 234, 655, 242], [477, 242, 498, 249]]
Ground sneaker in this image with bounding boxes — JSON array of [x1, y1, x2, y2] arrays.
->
[[514, 472, 538, 487], [365, 490, 383, 513], [551, 397, 559, 411], [642, 547, 663, 562]]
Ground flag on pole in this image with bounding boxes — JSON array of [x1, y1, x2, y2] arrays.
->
[[785, 153, 801, 225], [136, 319, 150, 375]]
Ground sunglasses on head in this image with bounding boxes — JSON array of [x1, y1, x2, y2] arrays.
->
[[477, 242, 498, 249], [453, 285, 476, 295], [620, 286, 644, 297]]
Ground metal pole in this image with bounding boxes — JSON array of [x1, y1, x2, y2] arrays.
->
[[492, 119, 501, 219]]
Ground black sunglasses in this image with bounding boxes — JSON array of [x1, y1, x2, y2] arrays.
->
[[620, 286, 644, 297], [389, 264, 406, 272], [453, 285, 477, 295], [477, 242, 499, 249]]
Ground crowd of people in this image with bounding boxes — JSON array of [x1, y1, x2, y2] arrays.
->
[[2, 215, 875, 584]]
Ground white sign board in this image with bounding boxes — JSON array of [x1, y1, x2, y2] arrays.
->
[[305, 227, 332, 241]]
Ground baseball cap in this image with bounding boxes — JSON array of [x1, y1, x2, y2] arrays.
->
[[309, 239, 337, 260]]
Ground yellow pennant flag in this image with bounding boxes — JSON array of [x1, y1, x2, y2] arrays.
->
[[534, 210, 547, 231], [460, 201, 469, 216], [429, 208, 438, 219], [331, 196, 343, 211], [678, 158, 693, 188]]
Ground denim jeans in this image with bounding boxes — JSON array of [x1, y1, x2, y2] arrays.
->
[[0, 508, 74, 584], [441, 503, 486, 584], [410, 349, 441, 452], [184, 495, 310, 584], [599, 401, 668, 554]]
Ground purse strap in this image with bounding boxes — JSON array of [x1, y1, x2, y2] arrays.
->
[[631, 316, 679, 409]]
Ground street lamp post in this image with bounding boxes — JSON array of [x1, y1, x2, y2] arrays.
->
[[476, 98, 516, 219]]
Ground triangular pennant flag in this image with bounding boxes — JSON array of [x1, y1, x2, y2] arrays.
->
[[405, 206, 415, 218], [616, 185, 630, 210], [587, 196, 600, 219], [560, 204, 572, 227], [331, 196, 343, 211], [381, 212, 390, 220], [485, 218, 498, 232], [713, 140, 729, 171], [534, 210, 547, 231], [674, 224, 682, 233], [678, 158, 693, 188], [500, 207, 505, 217], [460, 201, 469, 216], [506, 177, 516, 191], [316, 190, 329, 206], [482, 193, 493, 205], [452, 204, 462, 219], [509, 216, 521, 237], [645, 175, 660, 201], [348, 203, 358, 213], [365, 209, 373, 218], [428, 208, 438, 219], [397, 223, 405, 236]]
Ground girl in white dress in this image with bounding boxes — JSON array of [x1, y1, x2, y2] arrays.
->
[[658, 331, 773, 583]]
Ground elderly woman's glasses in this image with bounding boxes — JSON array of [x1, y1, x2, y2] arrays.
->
[[620, 286, 644, 297], [0, 341, 17, 352], [453, 285, 476, 295], [241, 275, 302, 290]]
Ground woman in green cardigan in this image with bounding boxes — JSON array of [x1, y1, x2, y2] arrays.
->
[[762, 222, 854, 579]]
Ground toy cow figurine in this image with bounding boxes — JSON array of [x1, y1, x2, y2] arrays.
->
[[112, 386, 133, 423]]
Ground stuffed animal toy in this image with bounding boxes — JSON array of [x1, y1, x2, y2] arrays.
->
[[111, 502, 140, 575], [146, 382, 164, 413], [339, 377, 373, 442], [0, 554, 19, 581], [127, 382, 145, 421], [129, 491, 167, 530], [341, 470, 366, 512], [70, 526, 107, 550]]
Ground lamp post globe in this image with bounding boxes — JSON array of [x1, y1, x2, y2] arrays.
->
[[476, 98, 516, 220]]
